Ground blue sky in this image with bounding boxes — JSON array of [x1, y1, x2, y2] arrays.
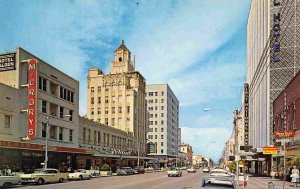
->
[[0, 0, 251, 161]]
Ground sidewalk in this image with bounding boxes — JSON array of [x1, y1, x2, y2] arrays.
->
[[242, 176, 299, 189]]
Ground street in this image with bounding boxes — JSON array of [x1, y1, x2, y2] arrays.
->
[[14, 171, 205, 189]]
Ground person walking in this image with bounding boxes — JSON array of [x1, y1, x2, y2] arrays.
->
[[290, 165, 300, 187]]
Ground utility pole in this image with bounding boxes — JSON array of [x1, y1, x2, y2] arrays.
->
[[44, 117, 50, 169]]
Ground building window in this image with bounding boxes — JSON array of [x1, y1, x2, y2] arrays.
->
[[91, 87, 94, 92], [39, 76, 47, 92], [105, 96, 109, 103], [88, 129, 91, 143], [161, 91, 164, 96], [98, 86, 101, 92], [4, 115, 11, 128], [155, 99, 158, 103], [161, 106, 164, 110], [112, 107, 115, 114], [98, 132, 101, 144], [293, 109, 296, 129], [59, 127, 63, 141], [127, 106, 130, 113], [155, 114, 157, 118], [161, 120, 164, 125], [155, 92, 158, 96], [91, 97, 94, 104], [42, 100, 47, 113], [91, 108, 94, 115], [69, 110, 73, 121], [83, 128, 86, 142], [112, 118, 115, 126], [69, 129, 73, 142], [118, 118, 122, 124], [155, 128, 157, 132], [155, 121, 157, 125], [59, 107, 64, 118], [105, 118, 108, 125], [161, 142, 164, 146], [161, 99, 164, 103], [161, 149, 163, 153], [50, 126, 57, 139], [149, 92, 153, 96], [42, 123, 47, 138], [60, 87, 74, 103], [161, 135, 164, 139], [150, 121, 153, 125], [105, 107, 108, 114], [94, 131, 97, 145], [161, 128, 164, 132], [98, 108, 101, 114], [98, 97, 101, 104], [161, 113, 164, 117], [155, 106, 157, 110], [155, 135, 157, 139], [118, 107, 122, 113]]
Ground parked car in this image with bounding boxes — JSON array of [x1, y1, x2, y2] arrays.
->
[[201, 175, 236, 188], [203, 167, 210, 173], [116, 167, 134, 175], [179, 166, 187, 170], [210, 169, 230, 177], [187, 167, 197, 173], [85, 169, 100, 177], [167, 168, 182, 177], [0, 175, 20, 189], [68, 169, 91, 180], [133, 166, 145, 174], [19, 168, 68, 185]]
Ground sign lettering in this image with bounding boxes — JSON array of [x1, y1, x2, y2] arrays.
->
[[272, 0, 280, 62], [244, 83, 249, 145], [27, 59, 38, 140], [0, 53, 16, 71]]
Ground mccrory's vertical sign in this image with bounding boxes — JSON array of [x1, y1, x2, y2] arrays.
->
[[272, 0, 281, 62], [27, 59, 38, 140]]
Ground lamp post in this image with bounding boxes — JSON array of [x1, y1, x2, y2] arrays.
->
[[44, 116, 50, 169]]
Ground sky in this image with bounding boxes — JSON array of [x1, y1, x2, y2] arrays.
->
[[0, 0, 251, 161]]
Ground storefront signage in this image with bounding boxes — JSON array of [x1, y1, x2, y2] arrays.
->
[[263, 146, 278, 155], [27, 59, 38, 140], [274, 131, 295, 139], [272, 0, 281, 62], [244, 83, 249, 145], [0, 53, 16, 71]]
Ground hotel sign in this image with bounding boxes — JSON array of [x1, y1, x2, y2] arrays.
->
[[244, 83, 249, 145], [272, 0, 281, 62], [27, 59, 38, 140], [274, 131, 295, 139], [0, 53, 16, 71]]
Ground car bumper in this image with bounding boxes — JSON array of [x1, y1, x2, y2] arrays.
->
[[21, 179, 36, 183]]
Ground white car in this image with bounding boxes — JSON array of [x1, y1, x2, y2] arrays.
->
[[210, 169, 229, 177], [85, 169, 100, 177], [201, 175, 235, 187], [68, 169, 91, 180], [0, 175, 20, 188], [187, 167, 197, 173], [167, 168, 182, 177], [203, 167, 210, 173]]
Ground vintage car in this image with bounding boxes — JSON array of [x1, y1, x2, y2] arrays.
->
[[203, 167, 210, 173], [0, 175, 20, 189], [116, 167, 135, 175], [133, 166, 145, 174], [201, 175, 236, 188], [167, 168, 182, 177], [19, 168, 68, 185], [85, 169, 100, 177], [187, 167, 197, 173], [68, 169, 92, 180]]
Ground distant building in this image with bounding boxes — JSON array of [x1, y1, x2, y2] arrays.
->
[[180, 143, 193, 165], [192, 155, 204, 166], [145, 84, 180, 161], [86, 41, 147, 155]]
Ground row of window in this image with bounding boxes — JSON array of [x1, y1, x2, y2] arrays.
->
[[82, 128, 133, 147], [147, 91, 164, 97], [90, 106, 130, 115], [90, 95, 128, 105], [41, 123, 73, 142], [149, 128, 164, 132], [149, 113, 164, 118], [147, 99, 164, 104], [90, 84, 124, 93], [149, 120, 164, 125], [40, 100, 73, 121], [148, 135, 164, 139], [38, 76, 75, 103]]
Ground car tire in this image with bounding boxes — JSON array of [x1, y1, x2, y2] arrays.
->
[[37, 178, 44, 185], [59, 178, 64, 183], [3, 182, 12, 189]]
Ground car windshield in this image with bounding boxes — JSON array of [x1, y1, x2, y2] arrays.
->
[[33, 169, 46, 174]]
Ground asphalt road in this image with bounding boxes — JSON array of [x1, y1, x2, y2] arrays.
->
[[15, 170, 207, 189]]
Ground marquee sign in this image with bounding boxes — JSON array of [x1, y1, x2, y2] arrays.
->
[[272, 0, 281, 62], [244, 83, 249, 145], [274, 131, 295, 139], [0, 53, 16, 71], [27, 59, 38, 140], [263, 146, 278, 155]]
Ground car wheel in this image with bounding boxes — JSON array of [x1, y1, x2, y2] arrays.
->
[[89, 175, 92, 179], [37, 178, 44, 185], [79, 175, 83, 180], [3, 182, 12, 189], [168, 175, 170, 177], [59, 178, 64, 183]]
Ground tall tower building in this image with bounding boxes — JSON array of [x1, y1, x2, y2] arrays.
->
[[247, 0, 299, 147], [86, 41, 147, 154], [146, 84, 180, 161]]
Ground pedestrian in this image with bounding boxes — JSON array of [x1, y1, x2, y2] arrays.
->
[[290, 165, 299, 187]]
